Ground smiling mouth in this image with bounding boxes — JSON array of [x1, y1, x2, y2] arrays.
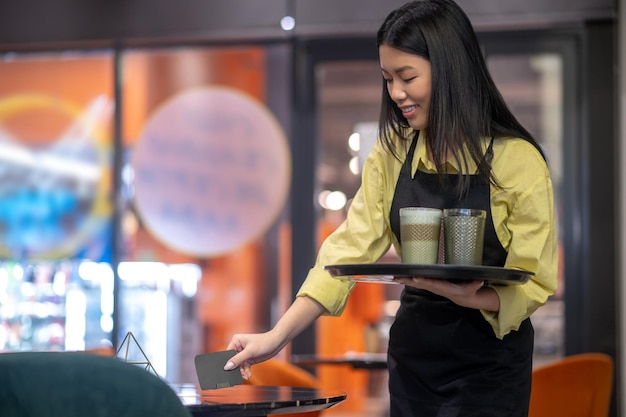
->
[[401, 105, 417, 114]]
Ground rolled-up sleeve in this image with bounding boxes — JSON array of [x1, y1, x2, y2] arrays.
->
[[297, 144, 400, 315], [482, 139, 558, 339]]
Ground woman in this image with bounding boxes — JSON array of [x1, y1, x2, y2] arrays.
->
[[224, 1, 558, 416]]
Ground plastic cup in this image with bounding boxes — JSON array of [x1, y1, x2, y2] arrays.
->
[[399, 207, 442, 264]]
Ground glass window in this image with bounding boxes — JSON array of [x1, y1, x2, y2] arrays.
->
[[119, 46, 292, 382], [0, 45, 294, 386], [0, 51, 115, 352], [488, 53, 565, 366]]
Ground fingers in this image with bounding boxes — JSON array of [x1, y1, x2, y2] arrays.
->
[[471, 279, 485, 289], [224, 336, 249, 370], [223, 359, 237, 371], [224, 350, 246, 370], [240, 363, 251, 379], [226, 334, 245, 353], [223, 354, 252, 379], [223, 334, 264, 379], [222, 331, 280, 378], [394, 277, 416, 286], [400, 277, 485, 299]]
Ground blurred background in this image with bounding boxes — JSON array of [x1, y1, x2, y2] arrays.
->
[[0, 0, 622, 416]]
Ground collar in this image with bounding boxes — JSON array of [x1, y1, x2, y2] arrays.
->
[[410, 130, 490, 178]]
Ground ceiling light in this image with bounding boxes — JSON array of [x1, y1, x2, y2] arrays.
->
[[280, 16, 296, 31]]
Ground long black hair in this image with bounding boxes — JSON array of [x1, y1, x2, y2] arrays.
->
[[376, 0, 545, 195]]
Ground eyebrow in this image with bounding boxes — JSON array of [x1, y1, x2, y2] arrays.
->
[[381, 65, 415, 75]]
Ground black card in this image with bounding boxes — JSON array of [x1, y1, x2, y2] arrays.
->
[[194, 350, 243, 390]]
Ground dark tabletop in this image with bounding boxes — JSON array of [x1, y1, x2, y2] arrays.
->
[[179, 385, 346, 417], [291, 352, 388, 370]]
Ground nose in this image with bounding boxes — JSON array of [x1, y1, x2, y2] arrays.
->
[[389, 83, 407, 102]]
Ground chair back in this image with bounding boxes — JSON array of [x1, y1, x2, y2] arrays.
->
[[244, 358, 319, 388], [0, 351, 191, 417], [529, 353, 614, 417]]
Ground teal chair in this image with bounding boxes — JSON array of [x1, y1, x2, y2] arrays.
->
[[0, 351, 192, 417]]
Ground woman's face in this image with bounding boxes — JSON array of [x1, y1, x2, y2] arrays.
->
[[379, 45, 432, 130]]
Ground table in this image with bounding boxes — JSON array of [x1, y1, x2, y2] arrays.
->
[[291, 352, 388, 370], [290, 353, 389, 417], [173, 384, 347, 417]]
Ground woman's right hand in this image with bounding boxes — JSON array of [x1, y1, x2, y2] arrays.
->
[[223, 296, 327, 379], [223, 330, 286, 379]]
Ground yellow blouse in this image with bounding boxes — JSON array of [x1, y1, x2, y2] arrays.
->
[[297, 130, 558, 339]]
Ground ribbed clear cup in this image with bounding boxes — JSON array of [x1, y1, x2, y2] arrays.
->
[[443, 208, 486, 265]]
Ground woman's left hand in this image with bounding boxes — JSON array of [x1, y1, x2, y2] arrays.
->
[[395, 277, 500, 312]]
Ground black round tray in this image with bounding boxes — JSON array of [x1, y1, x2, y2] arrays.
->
[[324, 263, 533, 286]]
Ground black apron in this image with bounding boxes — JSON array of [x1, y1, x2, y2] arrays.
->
[[387, 135, 533, 417]]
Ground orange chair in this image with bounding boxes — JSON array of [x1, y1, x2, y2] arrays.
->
[[528, 353, 614, 417], [244, 358, 319, 388], [85, 346, 115, 356], [244, 359, 322, 417]]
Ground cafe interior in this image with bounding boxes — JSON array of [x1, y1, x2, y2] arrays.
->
[[0, 0, 623, 416]]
